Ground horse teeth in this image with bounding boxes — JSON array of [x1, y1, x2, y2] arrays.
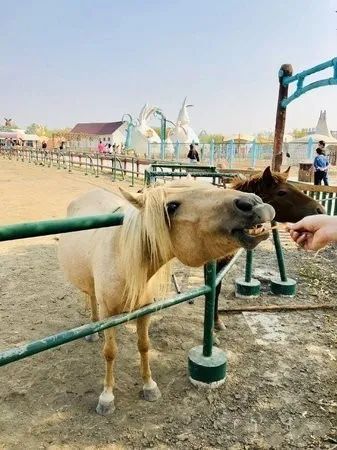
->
[[244, 225, 266, 236]]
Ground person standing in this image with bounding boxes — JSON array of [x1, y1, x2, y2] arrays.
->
[[187, 143, 200, 164], [97, 140, 105, 154], [313, 140, 329, 186]]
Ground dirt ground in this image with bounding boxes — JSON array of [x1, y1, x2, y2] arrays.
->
[[0, 159, 336, 450]]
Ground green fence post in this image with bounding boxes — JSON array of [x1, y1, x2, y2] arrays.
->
[[270, 221, 296, 296], [209, 139, 215, 165], [188, 261, 227, 386], [235, 250, 261, 297], [251, 140, 257, 168], [229, 140, 234, 169], [174, 140, 180, 162]]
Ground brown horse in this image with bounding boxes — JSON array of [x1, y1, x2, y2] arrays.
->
[[58, 180, 274, 415], [214, 166, 325, 330]]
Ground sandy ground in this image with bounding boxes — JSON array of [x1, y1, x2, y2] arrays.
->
[[0, 159, 337, 450]]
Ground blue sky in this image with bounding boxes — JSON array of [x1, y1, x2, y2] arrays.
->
[[1, 0, 337, 134]]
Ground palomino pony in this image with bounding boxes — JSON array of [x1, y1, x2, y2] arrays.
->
[[214, 166, 325, 330], [58, 181, 274, 415]]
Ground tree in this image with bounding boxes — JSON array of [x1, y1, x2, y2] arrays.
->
[[198, 134, 226, 144], [292, 128, 309, 139], [25, 123, 49, 136], [255, 132, 274, 144], [25, 124, 71, 138]]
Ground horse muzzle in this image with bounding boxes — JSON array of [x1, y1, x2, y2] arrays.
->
[[231, 195, 275, 249]]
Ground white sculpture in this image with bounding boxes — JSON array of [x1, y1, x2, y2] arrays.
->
[[130, 104, 161, 155], [128, 99, 199, 159], [169, 97, 199, 144]]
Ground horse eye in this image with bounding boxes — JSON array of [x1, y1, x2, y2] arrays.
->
[[277, 190, 287, 196], [166, 202, 180, 214]]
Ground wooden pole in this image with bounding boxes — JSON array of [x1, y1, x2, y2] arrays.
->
[[272, 64, 293, 172]]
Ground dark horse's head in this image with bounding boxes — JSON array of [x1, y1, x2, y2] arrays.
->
[[232, 166, 325, 222]]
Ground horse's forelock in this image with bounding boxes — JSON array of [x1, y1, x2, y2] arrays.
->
[[142, 187, 173, 262], [119, 186, 172, 311]]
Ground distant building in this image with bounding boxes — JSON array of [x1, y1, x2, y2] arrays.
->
[[69, 121, 126, 151], [288, 110, 337, 165], [0, 129, 43, 147], [290, 111, 337, 146]]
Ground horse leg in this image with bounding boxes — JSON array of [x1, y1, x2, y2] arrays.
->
[[96, 325, 117, 415], [137, 315, 161, 402], [84, 293, 100, 342]]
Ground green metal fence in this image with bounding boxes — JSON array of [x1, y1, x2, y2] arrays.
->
[[0, 212, 243, 384]]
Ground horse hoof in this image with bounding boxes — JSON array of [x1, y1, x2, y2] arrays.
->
[[96, 391, 115, 415], [143, 383, 161, 402], [85, 332, 99, 342], [214, 320, 226, 331], [96, 401, 115, 416]]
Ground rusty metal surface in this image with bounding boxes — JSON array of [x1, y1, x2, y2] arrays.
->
[[272, 64, 293, 172]]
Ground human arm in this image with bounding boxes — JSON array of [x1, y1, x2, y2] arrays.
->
[[325, 157, 329, 170], [286, 215, 337, 251], [313, 156, 320, 171]]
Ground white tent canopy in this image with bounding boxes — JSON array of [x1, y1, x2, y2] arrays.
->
[[290, 133, 337, 145], [289, 110, 337, 145], [223, 134, 255, 143]]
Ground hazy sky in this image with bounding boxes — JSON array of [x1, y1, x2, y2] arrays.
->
[[1, 0, 337, 134]]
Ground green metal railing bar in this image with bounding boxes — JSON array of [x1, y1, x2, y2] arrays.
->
[[0, 247, 244, 367], [0, 286, 211, 367], [245, 250, 253, 283], [147, 171, 221, 178], [0, 210, 239, 384], [0, 213, 124, 242], [215, 248, 243, 286], [203, 262, 216, 356], [151, 163, 216, 170], [271, 223, 287, 282]]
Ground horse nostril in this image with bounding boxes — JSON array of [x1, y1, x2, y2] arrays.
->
[[316, 207, 324, 214], [235, 198, 253, 213]]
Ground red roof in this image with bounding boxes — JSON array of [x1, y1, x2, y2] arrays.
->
[[70, 121, 124, 135]]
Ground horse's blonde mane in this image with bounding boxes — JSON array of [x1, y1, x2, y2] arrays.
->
[[119, 186, 173, 311]]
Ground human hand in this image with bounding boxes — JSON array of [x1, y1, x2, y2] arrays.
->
[[286, 215, 337, 251]]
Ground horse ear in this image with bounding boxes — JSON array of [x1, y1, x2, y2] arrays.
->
[[283, 166, 291, 180], [262, 166, 274, 186], [119, 187, 144, 209]]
